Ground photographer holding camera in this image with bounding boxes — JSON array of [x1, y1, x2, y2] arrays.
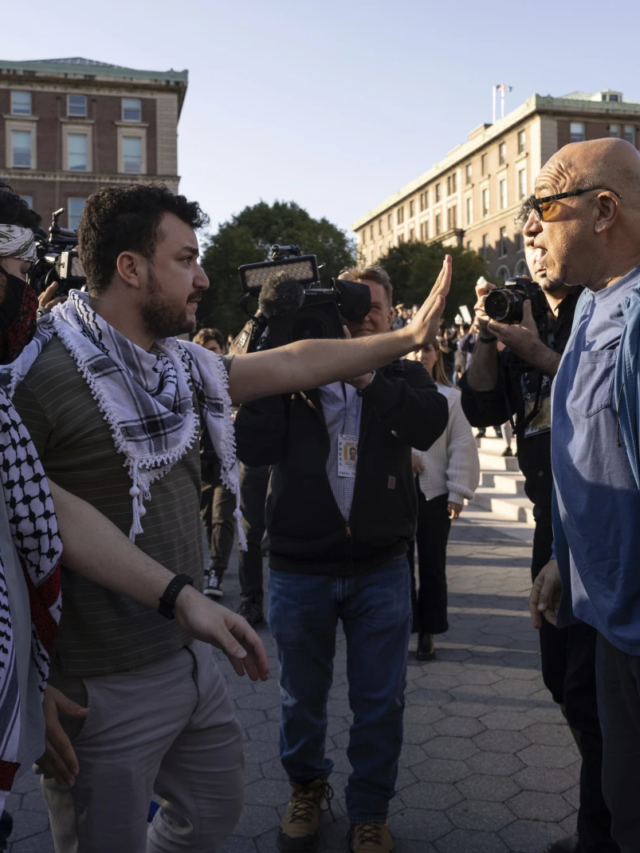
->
[[235, 264, 448, 853], [459, 211, 617, 853]]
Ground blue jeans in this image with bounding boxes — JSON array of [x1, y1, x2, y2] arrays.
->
[[268, 558, 412, 823]]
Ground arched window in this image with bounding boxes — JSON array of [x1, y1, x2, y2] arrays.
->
[[496, 265, 511, 283], [515, 259, 530, 277]]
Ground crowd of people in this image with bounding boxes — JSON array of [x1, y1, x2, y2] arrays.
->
[[1, 135, 640, 853]]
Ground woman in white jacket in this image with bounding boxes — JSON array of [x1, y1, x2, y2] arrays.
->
[[408, 344, 480, 661]]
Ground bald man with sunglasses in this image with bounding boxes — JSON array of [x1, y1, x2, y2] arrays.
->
[[524, 137, 640, 853]]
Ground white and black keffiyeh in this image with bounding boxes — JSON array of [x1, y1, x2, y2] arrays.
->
[[0, 290, 245, 547], [0, 389, 61, 803], [0, 224, 37, 263]]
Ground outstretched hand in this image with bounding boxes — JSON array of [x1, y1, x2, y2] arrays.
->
[[175, 586, 269, 681], [403, 256, 452, 349]]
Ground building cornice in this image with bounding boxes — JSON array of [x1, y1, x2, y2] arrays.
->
[[0, 169, 180, 184]]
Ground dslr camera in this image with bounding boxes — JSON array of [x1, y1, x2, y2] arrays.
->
[[484, 276, 548, 332], [29, 207, 86, 297], [230, 245, 371, 355]]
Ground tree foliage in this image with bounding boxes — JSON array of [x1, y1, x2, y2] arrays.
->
[[199, 201, 356, 337], [377, 241, 488, 320]]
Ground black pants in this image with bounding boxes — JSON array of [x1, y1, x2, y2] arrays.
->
[[409, 491, 451, 635], [200, 469, 235, 574], [596, 634, 640, 853], [564, 624, 618, 853], [238, 463, 270, 603], [531, 508, 569, 705]]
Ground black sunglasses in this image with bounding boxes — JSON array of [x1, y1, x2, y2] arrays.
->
[[523, 186, 623, 222]]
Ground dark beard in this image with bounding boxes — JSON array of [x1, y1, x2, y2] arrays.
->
[[140, 266, 196, 339]]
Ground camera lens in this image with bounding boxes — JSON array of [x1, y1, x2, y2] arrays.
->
[[484, 289, 524, 324]]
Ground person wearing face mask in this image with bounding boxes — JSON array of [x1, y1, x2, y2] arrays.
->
[[406, 344, 479, 662]]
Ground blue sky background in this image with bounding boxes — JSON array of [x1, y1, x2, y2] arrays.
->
[[5, 0, 640, 239]]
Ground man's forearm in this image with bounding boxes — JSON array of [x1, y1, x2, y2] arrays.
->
[[229, 327, 417, 405], [466, 339, 500, 392], [525, 342, 562, 377]]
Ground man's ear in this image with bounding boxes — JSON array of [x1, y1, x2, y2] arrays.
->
[[593, 192, 620, 235], [115, 251, 144, 290]]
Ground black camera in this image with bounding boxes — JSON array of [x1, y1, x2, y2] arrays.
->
[[29, 207, 86, 297], [230, 245, 371, 354], [484, 277, 548, 328]]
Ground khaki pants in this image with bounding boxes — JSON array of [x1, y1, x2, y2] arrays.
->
[[42, 641, 244, 853]]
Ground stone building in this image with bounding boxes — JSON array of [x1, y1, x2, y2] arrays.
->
[[0, 57, 187, 230], [352, 89, 640, 281]]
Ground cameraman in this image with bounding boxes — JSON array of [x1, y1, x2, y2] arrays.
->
[[235, 265, 448, 853], [459, 205, 617, 853]]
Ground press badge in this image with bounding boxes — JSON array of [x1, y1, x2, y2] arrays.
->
[[338, 434, 359, 478]]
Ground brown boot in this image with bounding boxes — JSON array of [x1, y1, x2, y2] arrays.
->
[[278, 779, 332, 852], [348, 821, 395, 852]]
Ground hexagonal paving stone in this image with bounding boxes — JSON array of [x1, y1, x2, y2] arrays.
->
[[412, 758, 472, 784], [400, 781, 463, 811], [432, 716, 486, 738], [525, 722, 576, 747], [435, 828, 510, 853], [411, 688, 455, 707], [423, 736, 479, 761], [455, 773, 521, 802], [492, 679, 542, 698], [403, 722, 438, 745], [508, 790, 575, 823], [243, 779, 291, 808], [517, 744, 579, 770], [512, 765, 577, 794], [479, 710, 532, 731], [446, 799, 515, 832], [466, 750, 526, 777], [473, 729, 531, 754], [392, 808, 454, 842], [226, 804, 281, 838], [499, 819, 566, 853]]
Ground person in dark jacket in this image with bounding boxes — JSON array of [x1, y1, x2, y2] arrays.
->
[[235, 264, 448, 853]]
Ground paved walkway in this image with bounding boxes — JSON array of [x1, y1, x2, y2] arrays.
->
[[7, 514, 580, 853]]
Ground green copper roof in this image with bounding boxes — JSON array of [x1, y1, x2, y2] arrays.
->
[[0, 57, 187, 85]]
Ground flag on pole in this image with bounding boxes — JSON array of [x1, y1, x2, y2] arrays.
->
[[496, 83, 513, 93]]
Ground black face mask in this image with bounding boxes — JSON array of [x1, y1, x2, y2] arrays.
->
[[0, 273, 38, 362]]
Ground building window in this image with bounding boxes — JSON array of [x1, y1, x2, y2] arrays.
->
[[466, 197, 473, 225], [447, 173, 457, 195], [518, 129, 526, 154], [481, 234, 489, 256], [387, 213, 392, 230], [362, 230, 366, 246], [68, 198, 86, 230], [499, 226, 508, 257], [497, 264, 511, 282], [11, 130, 32, 168], [409, 228, 415, 242], [518, 168, 526, 200], [482, 188, 489, 217], [610, 124, 621, 138], [424, 220, 429, 240], [625, 125, 636, 145], [419, 193, 424, 212], [481, 153, 487, 176], [424, 190, 429, 208], [122, 98, 142, 122], [409, 199, 415, 218], [378, 219, 382, 236], [499, 142, 506, 166], [20, 195, 33, 208], [515, 258, 529, 276], [68, 134, 88, 171], [435, 183, 441, 202], [68, 95, 87, 118], [570, 122, 585, 143], [516, 232, 524, 252], [123, 137, 143, 173], [466, 240, 472, 251], [398, 233, 405, 245], [447, 206, 457, 230], [500, 179, 507, 210], [419, 222, 424, 240], [396, 206, 404, 225], [11, 92, 31, 116], [466, 163, 472, 185], [435, 214, 441, 236]]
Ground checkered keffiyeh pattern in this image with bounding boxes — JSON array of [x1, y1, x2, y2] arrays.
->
[[0, 290, 245, 547], [0, 389, 62, 807]]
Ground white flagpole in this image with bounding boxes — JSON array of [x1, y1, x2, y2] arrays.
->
[[493, 86, 497, 124], [501, 87, 505, 119]]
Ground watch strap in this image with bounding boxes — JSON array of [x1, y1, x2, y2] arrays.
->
[[158, 573, 194, 620]]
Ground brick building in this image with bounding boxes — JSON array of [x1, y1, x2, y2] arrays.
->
[[0, 57, 187, 230], [352, 89, 640, 281]]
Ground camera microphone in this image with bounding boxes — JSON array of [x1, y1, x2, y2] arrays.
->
[[258, 271, 306, 318]]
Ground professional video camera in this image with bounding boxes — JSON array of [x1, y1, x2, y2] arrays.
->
[[29, 207, 86, 297], [230, 245, 372, 354], [484, 276, 548, 331]]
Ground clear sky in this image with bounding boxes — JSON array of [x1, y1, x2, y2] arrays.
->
[[4, 0, 640, 240]]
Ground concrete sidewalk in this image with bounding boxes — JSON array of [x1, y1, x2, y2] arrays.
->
[[7, 514, 580, 853]]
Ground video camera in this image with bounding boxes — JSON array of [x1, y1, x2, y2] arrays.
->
[[29, 207, 86, 297], [230, 245, 372, 355], [484, 276, 548, 333]]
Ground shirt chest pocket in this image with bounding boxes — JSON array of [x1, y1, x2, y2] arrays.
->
[[568, 349, 617, 419]]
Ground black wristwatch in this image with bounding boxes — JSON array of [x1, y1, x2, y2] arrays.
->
[[158, 573, 194, 620]]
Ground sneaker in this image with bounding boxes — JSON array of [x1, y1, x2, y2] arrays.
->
[[348, 821, 395, 853], [237, 597, 264, 627], [204, 569, 224, 600], [278, 780, 333, 852], [501, 446, 513, 457], [475, 428, 486, 439], [416, 633, 435, 661]]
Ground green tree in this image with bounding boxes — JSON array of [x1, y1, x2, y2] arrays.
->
[[199, 201, 356, 337], [378, 241, 488, 321]]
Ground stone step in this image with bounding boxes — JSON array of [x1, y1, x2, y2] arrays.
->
[[471, 488, 535, 525], [477, 450, 521, 472], [480, 471, 527, 495]]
